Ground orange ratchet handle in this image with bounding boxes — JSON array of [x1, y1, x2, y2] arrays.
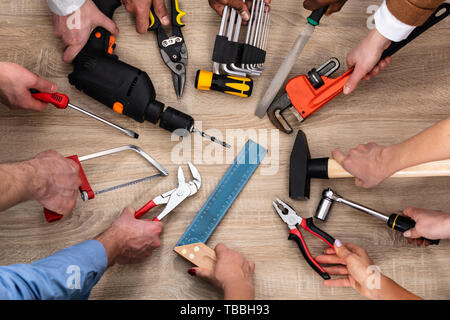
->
[[43, 155, 94, 223], [287, 68, 353, 119]]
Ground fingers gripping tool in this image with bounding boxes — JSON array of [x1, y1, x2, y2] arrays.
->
[[135, 162, 201, 221], [273, 198, 335, 280], [149, 0, 187, 98]]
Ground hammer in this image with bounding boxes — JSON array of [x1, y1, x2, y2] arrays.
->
[[290, 130, 450, 200], [314, 188, 440, 245]]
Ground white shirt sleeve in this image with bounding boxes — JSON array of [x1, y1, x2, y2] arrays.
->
[[374, 0, 416, 42], [46, 0, 87, 16]]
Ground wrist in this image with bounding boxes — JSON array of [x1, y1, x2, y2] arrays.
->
[[369, 28, 391, 51], [94, 226, 123, 267], [26, 158, 50, 201], [223, 279, 254, 300], [378, 145, 402, 177]]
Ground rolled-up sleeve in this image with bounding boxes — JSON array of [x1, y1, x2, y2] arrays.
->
[[374, 1, 416, 42], [46, 0, 86, 16], [0, 240, 107, 300]]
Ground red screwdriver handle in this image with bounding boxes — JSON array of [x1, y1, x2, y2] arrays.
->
[[30, 89, 69, 109], [135, 200, 157, 219]]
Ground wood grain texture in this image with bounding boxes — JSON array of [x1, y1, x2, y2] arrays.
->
[[0, 0, 449, 300]]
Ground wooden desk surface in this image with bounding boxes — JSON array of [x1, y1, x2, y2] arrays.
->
[[0, 0, 448, 300]]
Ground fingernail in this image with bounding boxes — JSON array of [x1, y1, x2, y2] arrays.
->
[[161, 16, 170, 25], [403, 231, 411, 237], [241, 11, 249, 21], [334, 239, 342, 247], [187, 268, 196, 276], [343, 85, 350, 94]]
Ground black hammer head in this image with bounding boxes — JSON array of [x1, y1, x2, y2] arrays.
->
[[289, 130, 329, 200]]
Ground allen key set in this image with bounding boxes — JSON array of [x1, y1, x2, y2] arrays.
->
[[195, 0, 271, 97]]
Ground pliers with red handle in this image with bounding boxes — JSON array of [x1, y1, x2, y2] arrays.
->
[[135, 162, 201, 221], [272, 198, 335, 280]]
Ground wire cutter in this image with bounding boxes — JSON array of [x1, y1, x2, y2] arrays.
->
[[135, 162, 200, 221], [272, 198, 335, 280], [149, 0, 187, 98]]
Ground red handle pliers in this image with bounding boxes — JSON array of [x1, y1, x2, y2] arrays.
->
[[272, 198, 335, 280], [135, 162, 201, 221]]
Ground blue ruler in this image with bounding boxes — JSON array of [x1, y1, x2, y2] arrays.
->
[[176, 140, 267, 246]]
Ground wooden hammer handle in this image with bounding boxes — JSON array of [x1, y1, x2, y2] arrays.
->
[[328, 159, 450, 179]]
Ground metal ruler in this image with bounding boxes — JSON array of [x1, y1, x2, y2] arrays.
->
[[176, 140, 267, 246]]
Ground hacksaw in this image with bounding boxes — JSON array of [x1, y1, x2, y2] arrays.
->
[[174, 140, 267, 270]]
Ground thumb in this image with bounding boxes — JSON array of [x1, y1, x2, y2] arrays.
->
[[33, 77, 58, 93], [403, 226, 422, 239], [343, 64, 366, 94], [63, 43, 84, 63], [331, 149, 346, 166], [333, 239, 352, 261], [189, 267, 214, 280], [97, 12, 119, 35], [402, 208, 421, 238], [121, 206, 136, 218]]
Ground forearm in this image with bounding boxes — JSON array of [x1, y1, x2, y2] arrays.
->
[[0, 160, 39, 212], [383, 117, 450, 173], [373, 275, 422, 300], [223, 281, 254, 300], [0, 240, 107, 300], [94, 227, 122, 267]]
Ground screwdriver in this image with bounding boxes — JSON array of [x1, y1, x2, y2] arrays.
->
[[195, 70, 253, 98], [30, 89, 139, 139]]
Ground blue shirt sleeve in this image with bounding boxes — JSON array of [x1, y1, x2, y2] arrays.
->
[[0, 240, 108, 300]]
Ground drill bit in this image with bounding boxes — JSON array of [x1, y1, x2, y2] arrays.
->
[[191, 127, 231, 148]]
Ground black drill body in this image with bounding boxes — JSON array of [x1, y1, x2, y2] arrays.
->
[[68, 0, 194, 133]]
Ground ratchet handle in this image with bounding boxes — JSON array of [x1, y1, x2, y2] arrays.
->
[[380, 3, 449, 60], [307, 6, 329, 26], [30, 89, 69, 109], [303, 218, 335, 248], [288, 228, 331, 280], [387, 214, 440, 245], [135, 200, 157, 219]]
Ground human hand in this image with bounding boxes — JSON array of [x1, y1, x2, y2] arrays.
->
[[209, 0, 271, 22], [316, 240, 422, 300], [53, 0, 119, 63], [332, 143, 396, 188], [189, 243, 255, 299], [402, 207, 450, 246], [344, 28, 392, 94], [121, 0, 169, 34], [95, 207, 163, 266], [315, 240, 381, 299], [28, 150, 81, 215], [303, 0, 348, 15], [0, 62, 58, 111]]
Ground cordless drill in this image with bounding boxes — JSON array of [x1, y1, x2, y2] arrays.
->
[[69, 0, 229, 147]]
